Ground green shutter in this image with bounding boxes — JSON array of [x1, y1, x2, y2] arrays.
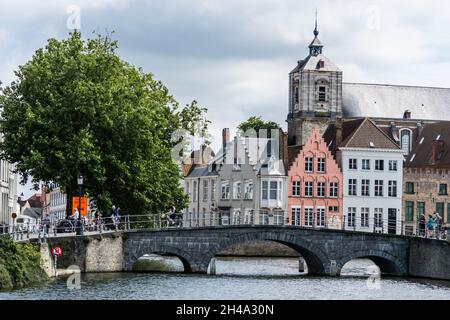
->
[[406, 201, 414, 221], [447, 203, 450, 223]]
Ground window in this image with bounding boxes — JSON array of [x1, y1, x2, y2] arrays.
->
[[375, 160, 384, 171], [447, 203, 450, 223], [221, 181, 230, 200], [361, 179, 370, 197], [389, 160, 398, 171], [305, 208, 314, 227], [317, 182, 325, 197], [405, 182, 414, 194], [233, 181, 242, 199], [203, 180, 209, 201], [317, 158, 326, 173], [361, 159, 370, 170], [375, 180, 384, 197], [262, 180, 282, 201], [405, 201, 414, 222], [244, 209, 253, 225], [348, 179, 357, 196], [330, 182, 338, 198], [439, 184, 448, 195], [211, 180, 216, 201], [259, 210, 269, 225], [347, 207, 356, 227], [244, 180, 253, 200], [361, 208, 369, 227], [262, 181, 268, 200], [400, 129, 411, 155], [292, 181, 301, 196], [291, 207, 301, 226], [329, 206, 339, 212], [269, 181, 278, 200], [274, 211, 284, 225], [417, 202, 425, 220], [318, 86, 326, 102], [193, 181, 198, 201], [388, 181, 397, 197], [305, 157, 313, 173], [374, 208, 383, 228], [305, 182, 313, 197], [349, 159, 357, 170], [232, 209, 241, 225], [317, 208, 325, 227], [436, 203, 444, 221]]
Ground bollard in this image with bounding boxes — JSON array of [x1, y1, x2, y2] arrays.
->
[[208, 258, 217, 275], [298, 257, 306, 273]]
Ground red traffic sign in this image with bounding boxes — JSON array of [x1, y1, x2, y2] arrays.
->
[[51, 246, 63, 257]]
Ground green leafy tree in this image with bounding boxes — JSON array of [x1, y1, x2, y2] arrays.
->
[[237, 116, 280, 137], [0, 31, 208, 217]]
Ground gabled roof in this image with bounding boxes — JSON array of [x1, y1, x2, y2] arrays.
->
[[186, 165, 218, 178], [340, 118, 400, 150], [406, 122, 450, 168]]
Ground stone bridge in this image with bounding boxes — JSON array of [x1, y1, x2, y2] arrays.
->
[[44, 225, 450, 279], [122, 226, 412, 276]]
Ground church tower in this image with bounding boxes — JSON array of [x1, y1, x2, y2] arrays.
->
[[287, 16, 343, 146]]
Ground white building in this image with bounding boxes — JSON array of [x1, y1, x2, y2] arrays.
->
[[337, 118, 404, 235], [48, 183, 67, 222], [0, 160, 18, 226]]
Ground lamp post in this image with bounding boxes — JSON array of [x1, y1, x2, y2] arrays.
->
[[76, 175, 84, 236]]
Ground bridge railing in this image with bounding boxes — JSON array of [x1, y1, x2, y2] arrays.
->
[[2, 212, 447, 242]]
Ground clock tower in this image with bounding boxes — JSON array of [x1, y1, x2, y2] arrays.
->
[[287, 17, 343, 146]]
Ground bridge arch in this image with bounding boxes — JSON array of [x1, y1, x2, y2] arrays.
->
[[203, 231, 331, 275], [127, 245, 195, 273], [337, 250, 408, 276]]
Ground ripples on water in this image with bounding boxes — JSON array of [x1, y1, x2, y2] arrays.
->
[[1, 258, 450, 300]]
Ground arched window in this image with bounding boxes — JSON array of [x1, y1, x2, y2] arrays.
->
[[400, 129, 412, 155]]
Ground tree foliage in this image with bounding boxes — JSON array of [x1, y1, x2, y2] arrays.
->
[[237, 116, 280, 137], [0, 31, 209, 216]]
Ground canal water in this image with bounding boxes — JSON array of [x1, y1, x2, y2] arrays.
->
[[1, 258, 450, 300]]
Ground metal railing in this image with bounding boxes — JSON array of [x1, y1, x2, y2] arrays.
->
[[1, 212, 447, 242]]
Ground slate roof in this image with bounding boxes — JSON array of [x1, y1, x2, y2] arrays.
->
[[288, 145, 303, 170], [343, 82, 450, 120], [406, 122, 450, 169], [186, 165, 218, 178], [290, 54, 341, 73]]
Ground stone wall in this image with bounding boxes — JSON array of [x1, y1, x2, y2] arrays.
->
[[216, 240, 299, 257], [46, 233, 123, 272], [408, 238, 450, 280]]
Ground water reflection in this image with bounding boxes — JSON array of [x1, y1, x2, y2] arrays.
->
[[1, 257, 449, 300]]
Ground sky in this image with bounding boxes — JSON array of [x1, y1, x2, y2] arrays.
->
[[1, 0, 450, 197]]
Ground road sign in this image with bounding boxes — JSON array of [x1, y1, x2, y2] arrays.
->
[[51, 246, 63, 257], [72, 197, 88, 216]]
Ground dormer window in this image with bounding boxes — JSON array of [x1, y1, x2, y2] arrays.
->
[[400, 129, 412, 155]]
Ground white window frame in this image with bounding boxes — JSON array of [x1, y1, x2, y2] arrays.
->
[[305, 181, 313, 197], [221, 181, 230, 200], [291, 206, 301, 226], [305, 157, 313, 173], [317, 158, 326, 173], [292, 181, 301, 196]]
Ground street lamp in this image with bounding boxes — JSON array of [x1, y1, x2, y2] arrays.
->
[[76, 175, 84, 236]]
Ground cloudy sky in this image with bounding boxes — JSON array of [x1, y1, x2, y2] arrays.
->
[[1, 0, 450, 196]]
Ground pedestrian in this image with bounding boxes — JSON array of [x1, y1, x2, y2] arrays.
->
[[112, 205, 119, 230], [418, 213, 426, 237], [426, 214, 434, 238], [435, 211, 442, 239]]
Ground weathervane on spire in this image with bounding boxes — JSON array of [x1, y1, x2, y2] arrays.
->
[[314, 9, 319, 37]]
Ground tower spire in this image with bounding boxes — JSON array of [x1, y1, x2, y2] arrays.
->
[[314, 9, 319, 37]]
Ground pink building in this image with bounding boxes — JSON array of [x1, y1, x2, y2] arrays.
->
[[288, 128, 343, 229]]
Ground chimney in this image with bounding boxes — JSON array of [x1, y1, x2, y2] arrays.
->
[[403, 109, 411, 119], [222, 128, 230, 159], [335, 118, 343, 150], [282, 132, 288, 171], [416, 121, 423, 140], [432, 140, 444, 164]]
